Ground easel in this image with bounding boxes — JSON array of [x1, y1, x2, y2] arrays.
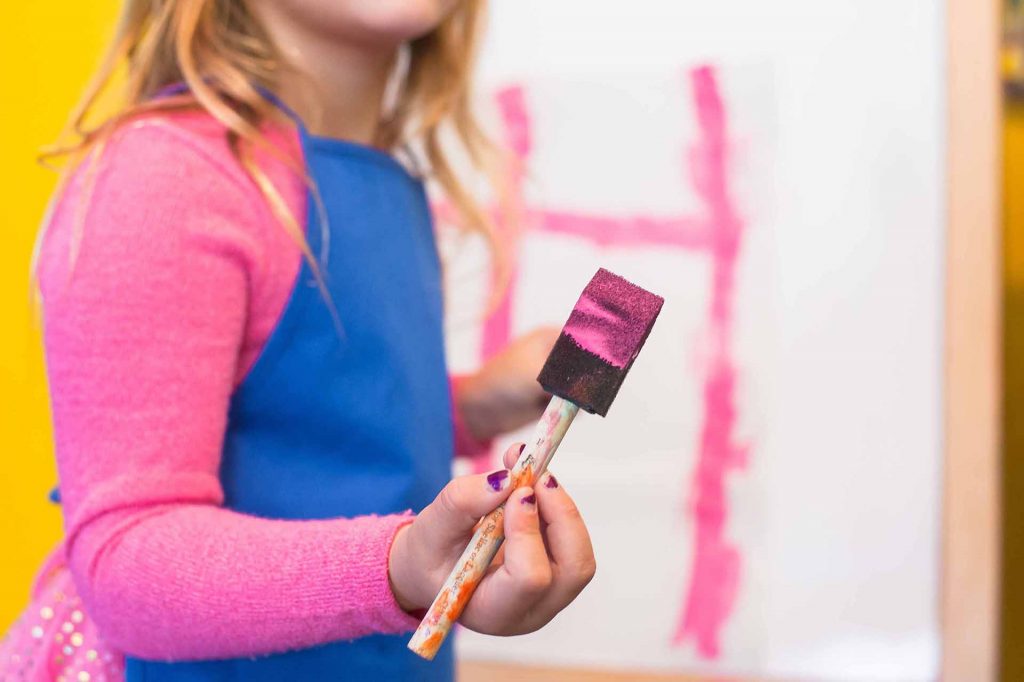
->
[[459, 0, 1003, 678]]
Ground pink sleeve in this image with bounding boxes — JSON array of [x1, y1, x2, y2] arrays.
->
[[38, 119, 420, 661]]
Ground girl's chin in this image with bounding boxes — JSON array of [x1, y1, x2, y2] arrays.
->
[[309, 0, 459, 46]]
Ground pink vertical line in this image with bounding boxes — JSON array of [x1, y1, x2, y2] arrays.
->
[[466, 87, 533, 473], [480, 86, 531, 362], [432, 201, 458, 227], [673, 65, 747, 658], [496, 85, 533, 160]]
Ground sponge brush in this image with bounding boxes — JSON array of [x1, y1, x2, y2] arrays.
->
[[537, 268, 664, 416], [408, 267, 663, 660]]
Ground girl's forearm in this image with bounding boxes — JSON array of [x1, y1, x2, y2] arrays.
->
[[67, 500, 419, 660]]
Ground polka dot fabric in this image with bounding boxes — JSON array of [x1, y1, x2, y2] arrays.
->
[[1, 552, 123, 682]]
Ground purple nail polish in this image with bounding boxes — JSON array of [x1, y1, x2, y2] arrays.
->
[[544, 474, 559, 489], [486, 469, 509, 491], [518, 443, 526, 456], [521, 493, 537, 505]]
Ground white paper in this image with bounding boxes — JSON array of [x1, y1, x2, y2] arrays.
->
[[440, 3, 944, 679]]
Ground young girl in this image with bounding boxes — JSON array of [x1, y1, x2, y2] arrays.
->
[[0, 1, 596, 680]]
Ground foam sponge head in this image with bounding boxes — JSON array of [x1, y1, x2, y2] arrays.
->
[[537, 268, 664, 416]]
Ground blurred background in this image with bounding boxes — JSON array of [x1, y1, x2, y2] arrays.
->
[[1003, 1, 1024, 680], [0, 0, 111, 632], [0, 1, 1010, 681]]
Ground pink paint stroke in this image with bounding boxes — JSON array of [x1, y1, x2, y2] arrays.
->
[[465, 87, 531, 473], [440, 69, 747, 657], [480, 86, 530, 363], [532, 210, 709, 250], [672, 65, 747, 658]]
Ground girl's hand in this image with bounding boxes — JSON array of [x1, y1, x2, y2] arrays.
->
[[456, 327, 560, 442], [388, 442, 596, 636]]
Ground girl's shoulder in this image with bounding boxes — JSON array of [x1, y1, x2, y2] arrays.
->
[[88, 108, 301, 202], [44, 107, 306, 243], [36, 107, 305, 306]]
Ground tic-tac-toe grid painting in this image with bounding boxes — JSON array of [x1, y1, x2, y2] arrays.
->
[[441, 61, 941, 682]]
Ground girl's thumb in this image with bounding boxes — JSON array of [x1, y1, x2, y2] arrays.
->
[[416, 468, 516, 545]]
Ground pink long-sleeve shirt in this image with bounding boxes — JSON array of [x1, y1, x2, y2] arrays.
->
[[36, 110, 484, 662]]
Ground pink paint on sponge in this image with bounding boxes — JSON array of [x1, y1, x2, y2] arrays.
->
[[538, 268, 664, 416], [563, 269, 665, 368]]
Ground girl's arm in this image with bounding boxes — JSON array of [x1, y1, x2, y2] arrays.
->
[[451, 373, 493, 458], [450, 328, 560, 458], [40, 120, 420, 661]]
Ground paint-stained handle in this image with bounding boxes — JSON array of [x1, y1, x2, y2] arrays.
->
[[407, 395, 580, 660]]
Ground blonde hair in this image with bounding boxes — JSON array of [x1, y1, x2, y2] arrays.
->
[[40, 0, 499, 279]]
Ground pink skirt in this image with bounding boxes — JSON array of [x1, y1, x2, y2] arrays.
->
[[1, 546, 124, 682]]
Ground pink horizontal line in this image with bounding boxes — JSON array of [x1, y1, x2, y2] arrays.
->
[[433, 203, 712, 252], [529, 209, 710, 250]]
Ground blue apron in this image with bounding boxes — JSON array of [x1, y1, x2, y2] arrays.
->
[[123, 114, 456, 680]]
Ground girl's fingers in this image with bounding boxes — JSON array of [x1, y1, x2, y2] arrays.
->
[[459, 486, 551, 634], [477, 486, 552, 617], [465, 479, 592, 635], [503, 441, 526, 470], [413, 467, 515, 550], [534, 472, 596, 599]]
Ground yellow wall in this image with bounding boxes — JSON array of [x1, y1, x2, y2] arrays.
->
[[0, 3, 119, 628], [1004, 102, 1024, 682]]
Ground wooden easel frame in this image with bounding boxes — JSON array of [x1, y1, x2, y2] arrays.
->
[[942, 0, 1002, 680], [461, 0, 1004, 678]]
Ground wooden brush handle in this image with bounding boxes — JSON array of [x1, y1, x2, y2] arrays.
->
[[407, 395, 580, 660]]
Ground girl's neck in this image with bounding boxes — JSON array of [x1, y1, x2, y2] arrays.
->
[[257, 12, 397, 145]]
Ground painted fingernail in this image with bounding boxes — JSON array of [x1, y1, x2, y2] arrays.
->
[[521, 493, 537, 506], [486, 469, 510, 492], [518, 443, 526, 456], [544, 474, 559, 489]]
